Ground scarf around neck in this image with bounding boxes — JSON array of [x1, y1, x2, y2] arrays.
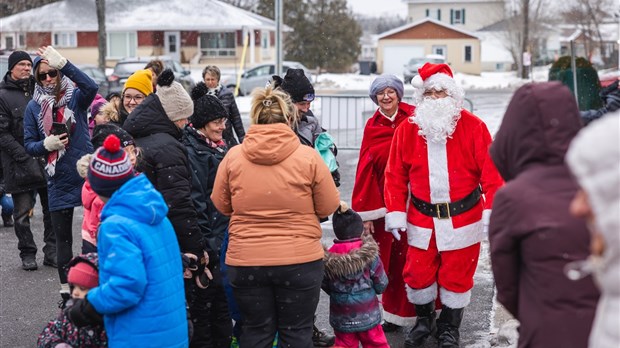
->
[[33, 75, 75, 176]]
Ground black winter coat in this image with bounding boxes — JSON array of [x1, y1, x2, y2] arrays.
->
[[0, 74, 47, 193], [181, 126, 230, 267], [122, 94, 204, 256], [217, 85, 245, 146]]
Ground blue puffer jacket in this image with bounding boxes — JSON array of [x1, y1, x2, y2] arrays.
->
[[86, 174, 188, 347], [23, 61, 96, 211], [322, 234, 388, 333]]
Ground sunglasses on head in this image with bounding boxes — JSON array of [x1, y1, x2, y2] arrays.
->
[[38, 69, 58, 80]]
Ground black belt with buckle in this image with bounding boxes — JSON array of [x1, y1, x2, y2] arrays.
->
[[411, 187, 482, 219]]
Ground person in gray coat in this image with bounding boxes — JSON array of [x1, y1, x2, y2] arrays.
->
[[489, 82, 599, 348]]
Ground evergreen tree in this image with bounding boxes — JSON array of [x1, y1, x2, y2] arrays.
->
[[254, 0, 361, 72]]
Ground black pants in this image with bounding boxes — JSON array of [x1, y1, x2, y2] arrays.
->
[[51, 208, 74, 284], [228, 259, 323, 348], [190, 263, 232, 348], [12, 188, 54, 260]]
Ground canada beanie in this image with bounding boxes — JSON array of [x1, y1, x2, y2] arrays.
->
[[88, 134, 134, 198]]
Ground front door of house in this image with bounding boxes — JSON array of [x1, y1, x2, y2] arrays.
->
[[164, 31, 181, 61]]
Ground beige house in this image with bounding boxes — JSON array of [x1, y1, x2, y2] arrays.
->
[[377, 18, 481, 76], [403, 0, 505, 32]]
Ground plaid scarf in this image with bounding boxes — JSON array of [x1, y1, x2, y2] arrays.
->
[[33, 76, 75, 177], [206, 84, 222, 97]]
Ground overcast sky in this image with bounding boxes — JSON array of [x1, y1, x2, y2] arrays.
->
[[347, 0, 409, 17]]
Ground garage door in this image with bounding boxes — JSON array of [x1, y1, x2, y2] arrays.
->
[[382, 45, 424, 76]]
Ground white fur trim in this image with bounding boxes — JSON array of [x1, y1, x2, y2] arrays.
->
[[358, 207, 387, 221], [406, 282, 438, 305], [406, 224, 433, 250], [385, 211, 407, 231], [440, 287, 471, 308], [414, 139, 485, 251], [382, 311, 415, 326], [411, 75, 424, 88], [482, 209, 492, 226]]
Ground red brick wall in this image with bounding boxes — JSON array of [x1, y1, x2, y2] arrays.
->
[[26, 32, 51, 48], [77, 32, 98, 47]]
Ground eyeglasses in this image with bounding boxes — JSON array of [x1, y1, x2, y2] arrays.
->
[[376, 90, 397, 98], [38, 69, 58, 80], [423, 89, 448, 98], [123, 94, 145, 103]]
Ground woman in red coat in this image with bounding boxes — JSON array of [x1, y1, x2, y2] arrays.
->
[[351, 75, 415, 331]]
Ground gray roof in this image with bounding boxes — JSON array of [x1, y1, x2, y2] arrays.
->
[[0, 0, 279, 32]]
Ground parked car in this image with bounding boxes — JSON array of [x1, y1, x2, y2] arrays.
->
[[108, 56, 195, 94], [403, 54, 446, 84], [77, 64, 110, 97], [220, 61, 313, 96]]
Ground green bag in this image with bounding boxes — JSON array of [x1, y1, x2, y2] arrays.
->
[[314, 132, 338, 172]]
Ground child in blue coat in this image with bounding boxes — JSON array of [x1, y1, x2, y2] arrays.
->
[[65, 134, 188, 347], [323, 202, 389, 348]]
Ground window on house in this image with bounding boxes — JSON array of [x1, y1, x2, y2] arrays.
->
[[52, 32, 77, 48], [451, 9, 465, 24], [4, 37, 14, 50], [464, 45, 472, 62], [425, 8, 441, 20], [107, 32, 137, 59], [18, 33, 25, 47], [200, 32, 236, 57]]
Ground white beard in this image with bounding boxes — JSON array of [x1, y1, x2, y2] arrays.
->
[[412, 97, 461, 144]]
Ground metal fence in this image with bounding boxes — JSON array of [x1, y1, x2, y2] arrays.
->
[[313, 94, 473, 150]]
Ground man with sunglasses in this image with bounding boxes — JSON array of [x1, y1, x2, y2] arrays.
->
[[0, 50, 55, 272]]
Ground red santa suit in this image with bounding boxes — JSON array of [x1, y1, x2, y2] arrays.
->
[[352, 101, 416, 326], [384, 70, 503, 309]]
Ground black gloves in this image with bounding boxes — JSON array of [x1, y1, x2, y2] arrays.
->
[[65, 297, 103, 327]]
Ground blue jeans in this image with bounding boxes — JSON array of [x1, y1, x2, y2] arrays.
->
[[1, 194, 14, 216]]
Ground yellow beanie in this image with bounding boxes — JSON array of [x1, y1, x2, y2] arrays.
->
[[123, 69, 153, 96]]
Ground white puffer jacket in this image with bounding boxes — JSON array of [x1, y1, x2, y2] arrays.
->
[[566, 111, 620, 348]]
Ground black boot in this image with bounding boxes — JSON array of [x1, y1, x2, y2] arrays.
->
[[2, 213, 13, 227], [404, 301, 436, 347], [436, 306, 464, 348]]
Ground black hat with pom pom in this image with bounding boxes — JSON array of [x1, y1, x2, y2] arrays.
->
[[190, 83, 229, 129], [88, 135, 134, 198]]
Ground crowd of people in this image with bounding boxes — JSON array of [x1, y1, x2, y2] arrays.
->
[[0, 46, 618, 348]]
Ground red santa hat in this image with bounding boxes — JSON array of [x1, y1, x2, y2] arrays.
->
[[411, 63, 463, 105]]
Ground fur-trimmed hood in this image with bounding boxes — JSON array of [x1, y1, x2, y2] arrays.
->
[[324, 233, 379, 279]]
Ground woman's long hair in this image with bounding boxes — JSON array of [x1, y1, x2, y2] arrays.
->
[[249, 86, 298, 127]]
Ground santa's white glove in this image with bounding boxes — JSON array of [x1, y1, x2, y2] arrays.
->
[[391, 228, 406, 241], [76, 154, 93, 178], [44, 135, 65, 151], [42, 46, 67, 69], [385, 211, 407, 241]]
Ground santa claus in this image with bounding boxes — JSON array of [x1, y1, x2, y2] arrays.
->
[[383, 63, 503, 348]]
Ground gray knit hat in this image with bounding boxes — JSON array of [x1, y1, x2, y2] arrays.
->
[[369, 74, 404, 105]]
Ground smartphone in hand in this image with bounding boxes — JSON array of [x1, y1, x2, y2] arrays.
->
[[50, 122, 69, 136]]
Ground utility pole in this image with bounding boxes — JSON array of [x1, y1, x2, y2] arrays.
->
[[275, 0, 283, 77], [95, 0, 106, 72]]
